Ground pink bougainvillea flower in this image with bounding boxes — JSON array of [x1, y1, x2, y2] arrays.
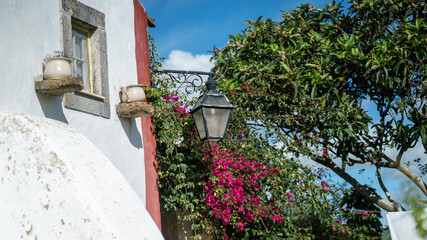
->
[[230, 91, 236, 95], [342, 230, 345, 234], [272, 214, 284, 223], [332, 227, 336, 231], [162, 95, 172, 101], [339, 220, 343, 224], [174, 106, 185, 113], [322, 148, 328, 157], [171, 96, 179, 102], [236, 222, 246, 231], [202, 144, 286, 233]]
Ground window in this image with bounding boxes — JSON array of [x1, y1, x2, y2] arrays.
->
[[72, 25, 90, 92], [61, 0, 110, 118]]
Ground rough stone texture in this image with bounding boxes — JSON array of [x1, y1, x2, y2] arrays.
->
[[35, 77, 83, 96], [116, 101, 154, 118], [0, 111, 163, 240], [62, 0, 105, 28]]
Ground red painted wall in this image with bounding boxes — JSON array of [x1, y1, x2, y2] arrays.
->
[[133, 0, 161, 231]]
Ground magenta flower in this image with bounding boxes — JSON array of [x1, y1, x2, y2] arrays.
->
[[230, 91, 236, 95], [162, 95, 172, 101], [332, 227, 336, 231], [322, 148, 328, 157], [202, 144, 285, 232], [174, 106, 185, 113], [272, 214, 284, 223], [339, 220, 343, 224]]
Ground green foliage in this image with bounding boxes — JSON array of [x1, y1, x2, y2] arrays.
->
[[405, 184, 427, 238], [340, 186, 383, 238], [212, 0, 426, 213], [148, 30, 383, 239]]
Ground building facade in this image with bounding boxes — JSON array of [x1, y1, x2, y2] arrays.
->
[[0, 0, 162, 238]]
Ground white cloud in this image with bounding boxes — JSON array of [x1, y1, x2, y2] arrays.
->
[[163, 50, 214, 72]]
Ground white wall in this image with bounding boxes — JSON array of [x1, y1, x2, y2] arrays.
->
[[0, 111, 163, 239], [0, 0, 147, 205]]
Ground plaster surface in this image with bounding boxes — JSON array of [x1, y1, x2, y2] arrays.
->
[[0, 111, 163, 240]]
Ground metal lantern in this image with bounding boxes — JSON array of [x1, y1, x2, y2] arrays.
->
[[190, 75, 235, 142]]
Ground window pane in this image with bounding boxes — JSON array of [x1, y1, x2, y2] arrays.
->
[[72, 27, 90, 91]]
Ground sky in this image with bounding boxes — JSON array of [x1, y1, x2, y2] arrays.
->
[[142, 0, 426, 222], [143, 0, 337, 70]]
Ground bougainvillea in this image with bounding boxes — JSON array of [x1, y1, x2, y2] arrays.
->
[[202, 143, 283, 236], [148, 32, 383, 239], [212, 0, 426, 214]]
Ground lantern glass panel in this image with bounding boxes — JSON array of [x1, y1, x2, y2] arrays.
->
[[204, 95, 231, 106], [192, 94, 204, 109], [204, 107, 231, 138], [192, 108, 206, 139]]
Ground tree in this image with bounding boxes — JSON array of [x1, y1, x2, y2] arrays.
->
[[148, 34, 382, 239], [340, 186, 383, 238], [212, 0, 426, 212]]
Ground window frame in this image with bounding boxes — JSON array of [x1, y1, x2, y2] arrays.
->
[[61, 0, 110, 118]]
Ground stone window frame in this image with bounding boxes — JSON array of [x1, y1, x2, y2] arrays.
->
[[61, 0, 110, 118]]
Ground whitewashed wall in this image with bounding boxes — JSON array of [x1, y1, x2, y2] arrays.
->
[[0, 111, 163, 240], [0, 0, 147, 205]]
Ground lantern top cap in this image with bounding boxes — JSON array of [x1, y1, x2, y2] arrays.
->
[[190, 92, 235, 114], [205, 75, 218, 92]]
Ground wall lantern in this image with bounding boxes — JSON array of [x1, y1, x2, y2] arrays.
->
[[190, 75, 235, 142], [151, 69, 235, 142]]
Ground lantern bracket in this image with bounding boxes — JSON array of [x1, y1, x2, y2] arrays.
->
[[151, 68, 215, 95], [151, 67, 234, 142]]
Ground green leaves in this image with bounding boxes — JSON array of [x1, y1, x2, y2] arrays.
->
[[212, 0, 426, 234], [150, 0, 426, 238]]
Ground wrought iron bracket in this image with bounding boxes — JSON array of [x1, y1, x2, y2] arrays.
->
[[151, 68, 215, 95]]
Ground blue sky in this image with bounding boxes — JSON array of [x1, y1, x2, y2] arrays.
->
[[142, 0, 426, 220], [143, 0, 337, 69]]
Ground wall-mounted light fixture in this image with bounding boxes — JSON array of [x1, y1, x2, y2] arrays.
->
[[151, 69, 235, 142]]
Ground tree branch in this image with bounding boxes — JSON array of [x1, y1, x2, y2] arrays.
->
[[396, 163, 427, 197], [313, 157, 400, 212], [376, 167, 398, 204]]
